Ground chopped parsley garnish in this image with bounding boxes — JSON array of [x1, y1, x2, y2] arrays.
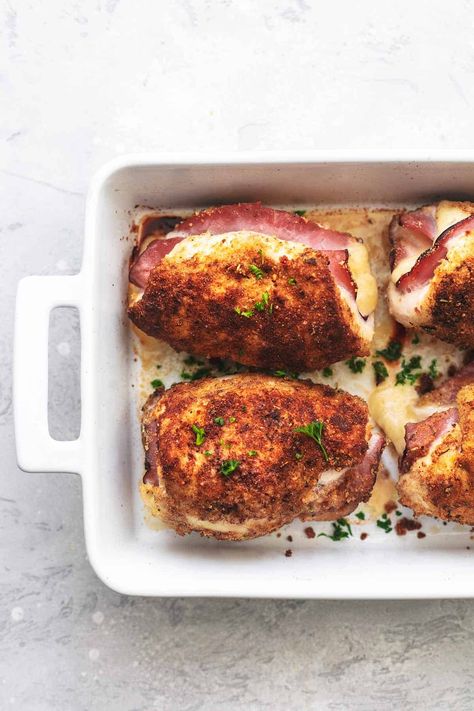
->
[[214, 417, 225, 426], [428, 359, 439, 379], [156, 364, 162, 369], [346, 356, 366, 374], [229, 416, 236, 423], [184, 355, 204, 366], [234, 307, 254, 318], [322, 367, 333, 378], [247, 450, 257, 457], [288, 277, 297, 285], [355, 511, 366, 520], [181, 367, 212, 381], [376, 513, 393, 533], [395, 510, 402, 517], [395, 356, 422, 386], [294, 420, 329, 462], [204, 450, 213, 456], [372, 360, 389, 384], [412, 334, 420, 345], [294, 209, 306, 216], [221, 459, 241, 477], [150, 379, 164, 389], [249, 264, 264, 279], [376, 341, 402, 361], [237, 292, 272, 318], [318, 518, 353, 541], [273, 370, 299, 379], [191, 424, 206, 446], [295, 452, 303, 461]]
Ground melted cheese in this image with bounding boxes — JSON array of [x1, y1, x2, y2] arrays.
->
[[369, 384, 419, 455], [436, 201, 474, 235], [348, 242, 378, 316], [185, 515, 251, 535]]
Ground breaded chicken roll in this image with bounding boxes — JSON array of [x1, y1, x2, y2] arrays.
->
[[129, 203, 377, 371], [398, 365, 474, 524], [388, 201, 474, 348], [140, 374, 384, 540]]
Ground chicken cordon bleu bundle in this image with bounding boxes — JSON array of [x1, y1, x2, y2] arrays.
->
[[388, 200, 474, 348], [140, 374, 385, 540], [128, 203, 377, 371], [398, 364, 474, 524]]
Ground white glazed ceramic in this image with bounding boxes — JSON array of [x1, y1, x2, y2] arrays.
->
[[14, 152, 474, 598]]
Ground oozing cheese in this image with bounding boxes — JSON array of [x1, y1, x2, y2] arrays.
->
[[369, 384, 419, 455], [348, 242, 378, 316]]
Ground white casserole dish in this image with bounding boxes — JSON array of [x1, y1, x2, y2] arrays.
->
[[14, 151, 474, 598]]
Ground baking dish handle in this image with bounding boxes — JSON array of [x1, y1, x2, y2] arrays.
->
[[14, 274, 83, 474]]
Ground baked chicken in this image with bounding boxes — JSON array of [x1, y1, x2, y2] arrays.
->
[[388, 200, 474, 348], [141, 374, 384, 540], [398, 364, 474, 524], [129, 203, 377, 371]]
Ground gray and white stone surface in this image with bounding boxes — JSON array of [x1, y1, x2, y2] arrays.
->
[[2, 1, 474, 709]]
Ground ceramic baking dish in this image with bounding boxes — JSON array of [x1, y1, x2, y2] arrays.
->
[[13, 151, 474, 598]]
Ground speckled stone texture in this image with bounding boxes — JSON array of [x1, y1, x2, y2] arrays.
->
[[3, 1, 474, 709]]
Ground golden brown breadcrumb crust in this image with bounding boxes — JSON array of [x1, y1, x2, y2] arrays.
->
[[398, 385, 474, 524], [129, 238, 368, 371], [424, 253, 474, 348], [140, 374, 371, 540]]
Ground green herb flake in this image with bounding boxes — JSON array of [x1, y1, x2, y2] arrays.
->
[[294, 420, 329, 462], [204, 450, 213, 456], [295, 452, 303, 461], [214, 417, 225, 426], [274, 370, 287, 377], [229, 416, 236, 423], [180, 371, 192, 380], [322, 367, 333, 378], [395, 510, 402, 517], [184, 355, 204, 366], [150, 379, 164, 389], [249, 264, 264, 280], [235, 307, 254, 318], [294, 209, 306, 216], [191, 424, 206, 446], [346, 356, 366, 374], [221, 459, 241, 477], [376, 341, 402, 362], [428, 359, 439, 379], [288, 277, 297, 285], [376, 515, 393, 533], [395, 356, 422, 386], [355, 511, 366, 520], [372, 360, 389, 384], [318, 518, 353, 542], [247, 450, 257, 457], [412, 334, 420, 345]]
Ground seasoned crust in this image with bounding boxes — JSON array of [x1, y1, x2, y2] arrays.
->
[[140, 374, 371, 540], [129, 232, 369, 371], [398, 385, 474, 524], [425, 251, 474, 348]]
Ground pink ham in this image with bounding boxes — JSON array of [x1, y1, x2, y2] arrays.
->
[[389, 206, 437, 270], [129, 203, 357, 296], [397, 214, 474, 294], [400, 409, 459, 473], [129, 237, 182, 288], [171, 202, 352, 249]]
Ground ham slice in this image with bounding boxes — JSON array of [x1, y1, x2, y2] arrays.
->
[[397, 214, 474, 294], [301, 431, 385, 520], [390, 206, 436, 270], [418, 362, 474, 408], [129, 203, 357, 295], [129, 237, 183, 288], [400, 409, 459, 473]]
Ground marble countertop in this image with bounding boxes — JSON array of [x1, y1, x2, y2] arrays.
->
[[3, 1, 474, 709]]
